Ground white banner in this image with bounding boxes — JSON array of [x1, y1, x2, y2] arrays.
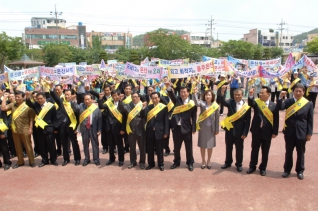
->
[[39, 66, 75, 77]]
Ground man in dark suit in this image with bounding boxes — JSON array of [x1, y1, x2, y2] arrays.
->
[[121, 84, 133, 153], [26, 92, 58, 167], [0, 106, 12, 171], [99, 90, 126, 167], [247, 86, 279, 176], [119, 92, 147, 169], [50, 88, 81, 166], [220, 86, 251, 172], [141, 92, 169, 171], [278, 83, 313, 180], [78, 94, 102, 166], [86, 84, 112, 154], [166, 83, 197, 171]]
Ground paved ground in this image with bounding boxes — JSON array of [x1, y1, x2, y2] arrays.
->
[[0, 103, 317, 211]]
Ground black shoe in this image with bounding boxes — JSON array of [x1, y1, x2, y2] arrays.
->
[[170, 163, 180, 169], [188, 164, 194, 171], [95, 161, 100, 166], [106, 160, 114, 166], [246, 168, 256, 174], [118, 161, 124, 167], [260, 170, 266, 176], [201, 165, 206, 169], [221, 164, 231, 169], [207, 166, 212, 169], [102, 149, 108, 154], [297, 172, 304, 180], [146, 165, 155, 170], [0, 161, 2, 168], [52, 161, 58, 166], [75, 160, 80, 166], [10, 154, 16, 159], [29, 163, 35, 168], [237, 166, 242, 172], [4, 164, 11, 171], [23, 152, 27, 158], [39, 162, 48, 168], [82, 160, 90, 166], [140, 163, 145, 169], [159, 166, 164, 171], [128, 163, 136, 169], [12, 163, 24, 169], [282, 172, 290, 178], [164, 151, 170, 157], [34, 153, 39, 158], [62, 160, 70, 166], [56, 153, 61, 157]]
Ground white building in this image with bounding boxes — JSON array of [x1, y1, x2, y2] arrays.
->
[[31, 17, 66, 29]]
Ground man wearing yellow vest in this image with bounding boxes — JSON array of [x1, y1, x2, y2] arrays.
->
[[78, 94, 102, 166], [121, 84, 133, 153], [119, 92, 147, 169], [1, 91, 36, 169], [247, 86, 279, 176], [278, 84, 313, 180], [140, 91, 169, 171], [166, 83, 197, 171], [25, 92, 58, 167], [50, 88, 81, 166], [99, 90, 126, 167], [0, 102, 13, 170], [219, 86, 251, 172]]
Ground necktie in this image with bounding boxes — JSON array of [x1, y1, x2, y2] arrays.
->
[[86, 115, 91, 129]]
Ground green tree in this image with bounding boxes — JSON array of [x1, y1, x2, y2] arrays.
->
[[87, 35, 103, 64], [129, 50, 140, 65], [253, 45, 264, 59], [42, 43, 72, 66], [25, 49, 44, 62], [99, 51, 108, 63], [263, 48, 271, 59], [0, 32, 25, 71], [67, 46, 88, 64], [270, 47, 284, 58], [220, 40, 255, 59], [114, 46, 131, 62], [306, 37, 318, 53]]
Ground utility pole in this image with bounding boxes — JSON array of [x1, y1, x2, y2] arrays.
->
[[207, 16, 215, 48], [277, 19, 287, 48], [50, 5, 62, 44]]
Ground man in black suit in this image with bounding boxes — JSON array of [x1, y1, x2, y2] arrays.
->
[[141, 92, 169, 171], [26, 92, 58, 167], [166, 83, 197, 171], [99, 90, 126, 167], [119, 92, 147, 169], [50, 88, 81, 166], [0, 107, 12, 171], [278, 84, 313, 180], [86, 84, 112, 154], [220, 86, 251, 172], [121, 84, 133, 153], [247, 86, 279, 176]]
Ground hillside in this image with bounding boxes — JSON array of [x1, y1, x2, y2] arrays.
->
[[293, 28, 318, 44]]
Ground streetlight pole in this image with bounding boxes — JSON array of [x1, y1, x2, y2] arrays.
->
[[50, 5, 62, 44]]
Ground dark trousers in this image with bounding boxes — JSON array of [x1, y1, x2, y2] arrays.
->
[[147, 133, 164, 167], [308, 92, 317, 109], [164, 134, 170, 153], [33, 127, 40, 154], [249, 131, 272, 170], [60, 122, 81, 162], [216, 95, 224, 114], [101, 122, 108, 150], [271, 90, 281, 103], [108, 127, 124, 162], [284, 133, 306, 173], [55, 125, 62, 155], [128, 133, 145, 164], [37, 129, 56, 163], [172, 126, 194, 165], [76, 93, 85, 105], [0, 137, 12, 165], [82, 127, 99, 163], [282, 88, 289, 100], [225, 132, 244, 167], [123, 133, 129, 151], [7, 129, 16, 156]]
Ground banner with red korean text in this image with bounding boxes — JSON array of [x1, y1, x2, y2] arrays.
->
[[125, 62, 162, 79]]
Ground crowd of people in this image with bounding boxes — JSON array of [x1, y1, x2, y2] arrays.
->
[[0, 67, 315, 180]]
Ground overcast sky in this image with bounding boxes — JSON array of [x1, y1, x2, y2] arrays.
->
[[0, 0, 317, 41]]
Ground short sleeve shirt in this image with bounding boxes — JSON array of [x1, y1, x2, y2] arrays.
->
[[7, 102, 35, 134]]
